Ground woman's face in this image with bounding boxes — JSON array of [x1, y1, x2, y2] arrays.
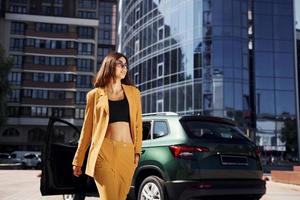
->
[[115, 57, 128, 80]]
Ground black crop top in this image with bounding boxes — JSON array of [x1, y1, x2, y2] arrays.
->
[[108, 95, 130, 123]]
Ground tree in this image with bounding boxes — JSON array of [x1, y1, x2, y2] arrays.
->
[[280, 119, 298, 158], [0, 45, 13, 128]]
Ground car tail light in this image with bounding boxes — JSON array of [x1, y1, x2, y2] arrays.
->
[[169, 145, 209, 159]]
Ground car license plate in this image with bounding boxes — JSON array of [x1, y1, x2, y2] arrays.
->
[[220, 155, 248, 166]]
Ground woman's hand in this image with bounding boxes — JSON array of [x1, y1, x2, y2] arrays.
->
[[134, 153, 140, 165], [73, 165, 82, 177]]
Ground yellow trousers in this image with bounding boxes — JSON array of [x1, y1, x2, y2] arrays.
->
[[94, 137, 137, 200]]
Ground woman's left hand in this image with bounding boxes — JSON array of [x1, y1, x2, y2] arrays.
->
[[134, 153, 140, 165]]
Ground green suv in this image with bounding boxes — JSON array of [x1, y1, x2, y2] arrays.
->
[[41, 112, 266, 200]]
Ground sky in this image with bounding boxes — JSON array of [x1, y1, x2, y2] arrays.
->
[[296, 0, 300, 29]]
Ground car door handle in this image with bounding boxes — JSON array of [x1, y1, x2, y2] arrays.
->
[[141, 150, 145, 154]]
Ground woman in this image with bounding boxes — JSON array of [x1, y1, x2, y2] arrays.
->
[[72, 52, 142, 200]]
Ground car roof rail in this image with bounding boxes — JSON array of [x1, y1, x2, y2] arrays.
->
[[142, 112, 178, 117]]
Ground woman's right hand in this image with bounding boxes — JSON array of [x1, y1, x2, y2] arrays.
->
[[73, 165, 82, 177]]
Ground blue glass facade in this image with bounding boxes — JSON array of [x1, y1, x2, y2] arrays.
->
[[118, 0, 299, 160], [252, 0, 297, 157]]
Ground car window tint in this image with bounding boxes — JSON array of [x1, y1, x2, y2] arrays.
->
[[153, 121, 168, 139], [24, 154, 36, 159], [181, 121, 248, 141], [51, 121, 80, 145], [142, 121, 151, 140], [10, 153, 16, 158]]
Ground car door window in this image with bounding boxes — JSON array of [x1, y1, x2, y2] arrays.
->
[[153, 121, 169, 139], [142, 121, 151, 140]]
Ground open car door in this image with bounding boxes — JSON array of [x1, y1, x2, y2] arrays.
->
[[40, 117, 97, 196]]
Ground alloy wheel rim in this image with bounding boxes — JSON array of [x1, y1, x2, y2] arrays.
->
[[141, 182, 161, 200]]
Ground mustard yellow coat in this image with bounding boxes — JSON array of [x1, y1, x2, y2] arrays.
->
[[72, 84, 143, 177]]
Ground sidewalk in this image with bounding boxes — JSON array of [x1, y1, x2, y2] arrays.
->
[[1, 170, 300, 200], [0, 170, 97, 200]]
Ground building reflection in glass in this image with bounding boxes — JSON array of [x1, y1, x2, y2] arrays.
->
[[117, 0, 298, 162]]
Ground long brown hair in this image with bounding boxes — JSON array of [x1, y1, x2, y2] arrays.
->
[[94, 51, 133, 87]]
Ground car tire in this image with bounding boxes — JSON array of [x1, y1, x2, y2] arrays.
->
[[63, 194, 85, 200], [137, 176, 166, 200]]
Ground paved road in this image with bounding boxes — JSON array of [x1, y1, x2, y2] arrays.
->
[[1, 170, 300, 200]]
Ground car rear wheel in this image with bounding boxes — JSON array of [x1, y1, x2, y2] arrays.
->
[[63, 194, 85, 200], [138, 176, 166, 200]]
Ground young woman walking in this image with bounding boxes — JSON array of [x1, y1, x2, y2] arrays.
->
[[72, 52, 142, 200]]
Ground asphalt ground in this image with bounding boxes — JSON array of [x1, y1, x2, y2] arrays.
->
[[0, 170, 300, 200]]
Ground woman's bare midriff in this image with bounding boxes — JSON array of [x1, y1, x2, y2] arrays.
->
[[105, 122, 133, 144]]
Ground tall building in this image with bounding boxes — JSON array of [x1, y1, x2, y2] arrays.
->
[[117, 0, 299, 160], [0, 0, 117, 152]]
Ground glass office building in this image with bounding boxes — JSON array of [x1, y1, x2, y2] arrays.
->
[[118, 0, 299, 160]]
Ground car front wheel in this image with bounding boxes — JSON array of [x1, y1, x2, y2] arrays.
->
[[138, 176, 166, 200], [63, 194, 85, 200]]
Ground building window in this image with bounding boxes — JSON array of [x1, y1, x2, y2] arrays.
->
[[54, 0, 63, 4], [158, 26, 164, 41], [78, 0, 96, 9], [23, 89, 32, 97], [31, 107, 48, 117], [42, 6, 52, 15], [10, 38, 24, 51], [76, 75, 92, 88], [48, 107, 64, 117], [156, 99, 164, 112], [135, 40, 140, 54], [35, 23, 68, 33], [77, 27, 94, 39], [76, 92, 87, 104], [43, 57, 66, 66], [78, 11, 96, 19], [75, 108, 85, 119], [2, 128, 20, 137], [11, 55, 23, 68], [8, 89, 20, 102], [54, 6, 63, 16], [26, 38, 35, 47], [32, 90, 48, 99], [7, 106, 20, 117], [11, 22, 25, 35], [104, 31, 111, 40], [134, 72, 139, 85], [105, 15, 112, 24], [135, 7, 140, 21], [77, 59, 93, 72], [49, 73, 73, 83], [97, 47, 111, 64], [99, 30, 111, 41], [8, 72, 21, 84], [78, 43, 94, 55], [49, 91, 65, 100], [9, 5, 27, 13], [100, 15, 112, 24], [33, 73, 49, 82], [157, 62, 164, 78]]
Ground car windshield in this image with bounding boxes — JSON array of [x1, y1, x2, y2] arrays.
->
[[181, 121, 248, 141], [24, 154, 36, 159]]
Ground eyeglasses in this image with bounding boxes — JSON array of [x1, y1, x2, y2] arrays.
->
[[116, 61, 128, 69]]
